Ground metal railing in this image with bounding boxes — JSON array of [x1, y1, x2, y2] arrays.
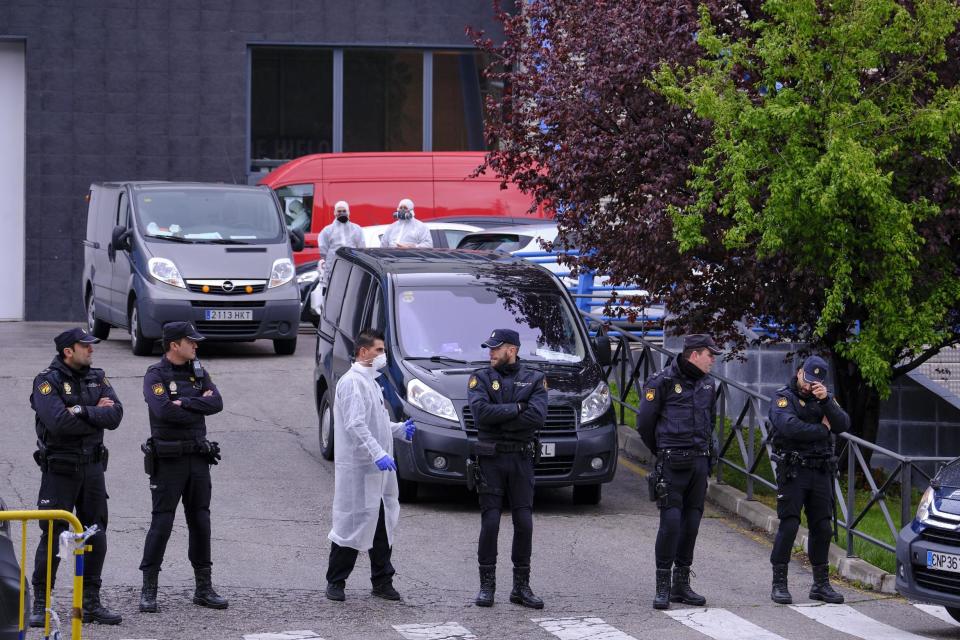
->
[[595, 326, 955, 559]]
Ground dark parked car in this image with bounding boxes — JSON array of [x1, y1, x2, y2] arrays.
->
[[296, 259, 321, 326], [0, 498, 24, 640], [314, 248, 617, 504], [897, 457, 960, 621]]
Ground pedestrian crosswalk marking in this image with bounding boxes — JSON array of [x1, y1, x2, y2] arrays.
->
[[913, 603, 960, 627], [664, 608, 788, 640], [243, 632, 325, 640], [533, 616, 638, 640], [790, 603, 933, 639], [393, 622, 477, 640]]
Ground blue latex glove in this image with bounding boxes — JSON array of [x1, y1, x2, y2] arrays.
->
[[375, 454, 397, 471], [404, 418, 416, 441]]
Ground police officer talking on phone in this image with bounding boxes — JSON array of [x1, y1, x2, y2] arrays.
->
[[138, 321, 228, 613], [467, 329, 547, 609], [29, 328, 123, 627], [768, 355, 849, 605], [637, 334, 721, 610]]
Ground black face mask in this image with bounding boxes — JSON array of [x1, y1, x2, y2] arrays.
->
[[336, 215, 348, 223], [394, 210, 412, 220]]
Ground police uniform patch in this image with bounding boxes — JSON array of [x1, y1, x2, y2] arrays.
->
[[776, 397, 788, 408], [102, 377, 111, 387], [492, 380, 501, 391], [645, 388, 656, 401], [169, 381, 178, 393], [152, 383, 165, 396], [38, 381, 52, 395], [543, 378, 549, 390], [62, 382, 72, 395], [674, 383, 682, 394], [469, 376, 478, 389], [798, 399, 806, 407]]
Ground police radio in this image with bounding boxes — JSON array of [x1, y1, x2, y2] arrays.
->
[[192, 358, 206, 380]]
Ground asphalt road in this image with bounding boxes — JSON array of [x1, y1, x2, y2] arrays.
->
[[1, 322, 958, 640]]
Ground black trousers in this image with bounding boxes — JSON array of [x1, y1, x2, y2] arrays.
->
[[33, 462, 108, 589], [771, 465, 834, 565], [477, 452, 535, 567], [139, 454, 212, 572], [326, 502, 395, 586], [654, 456, 708, 571]]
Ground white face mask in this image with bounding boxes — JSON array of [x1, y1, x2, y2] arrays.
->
[[371, 353, 388, 370]]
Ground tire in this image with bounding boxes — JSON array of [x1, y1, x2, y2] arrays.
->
[[572, 484, 602, 505], [318, 390, 335, 461], [129, 302, 153, 356], [274, 338, 297, 355], [946, 607, 960, 623], [398, 478, 419, 504], [86, 292, 111, 340]]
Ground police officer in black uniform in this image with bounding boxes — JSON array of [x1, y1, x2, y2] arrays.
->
[[637, 334, 721, 610], [769, 355, 849, 605], [138, 321, 228, 613], [29, 327, 123, 627], [468, 329, 548, 609]]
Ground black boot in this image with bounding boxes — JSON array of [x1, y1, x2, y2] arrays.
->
[[371, 580, 401, 601], [82, 584, 123, 625], [509, 566, 544, 609], [325, 581, 345, 602], [475, 564, 496, 607], [670, 565, 706, 606], [653, 569, 671, 610], [139, 570, 159, 613], [193, 568, 229, 609], [809, 564, 844, 604], [771, 564, 792, 604], [28, 588, 46, 628]]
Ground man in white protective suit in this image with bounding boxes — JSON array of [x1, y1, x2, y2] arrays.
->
[[318, 200, 365, 287], [380, 198, 433, 248], [325, 329, 417, 602]]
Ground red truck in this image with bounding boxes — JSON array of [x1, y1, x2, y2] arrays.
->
[[258, 151, 549, 264]]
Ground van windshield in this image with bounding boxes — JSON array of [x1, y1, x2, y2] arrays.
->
[[394, 285, 585, 363], [134, 189, 284, 243]]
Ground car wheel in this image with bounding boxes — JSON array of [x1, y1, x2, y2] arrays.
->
[[129, 302, 153, 356], [946, 607, 960, 623], [274, 338, 297, 355], [86, 292, 111, 340], [572, 484, 602, 505], [319, 390, 335, 461]]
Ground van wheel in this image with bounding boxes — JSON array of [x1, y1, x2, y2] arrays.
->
[[318, 391, 335, 461], [86, 293, 111, 340], [274, 338, 297, 355], [129, 303, 153, 356], [398, 478, 419, 503], [573, 484, 602, 505], [947, 607, 960, 623]]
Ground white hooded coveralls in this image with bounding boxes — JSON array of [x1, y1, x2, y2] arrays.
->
[[380, 215, 432, 248], [328, 362, 405, 550], [317, 220, 365, 285]]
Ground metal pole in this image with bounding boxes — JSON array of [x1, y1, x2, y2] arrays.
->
[[901, 460, 913, 528], [847, 444, 856, 557], [747, 406, 755, 500]]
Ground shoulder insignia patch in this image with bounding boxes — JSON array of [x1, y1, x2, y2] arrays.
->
[[62, 382, 72, 395], [152, 383, 165, 396], [38, 381, 52, 396], [645, 388, 656, 402], [674, 383, 682, 394], [776, 397, 788, 408], [491, 380, 501, 391], [468, 376, 478, 389]]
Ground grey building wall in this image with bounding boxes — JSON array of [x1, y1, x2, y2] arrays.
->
[[0, 1, 503, 320]]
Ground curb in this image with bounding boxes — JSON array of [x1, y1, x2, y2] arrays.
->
[[617, 424, 896, 593]]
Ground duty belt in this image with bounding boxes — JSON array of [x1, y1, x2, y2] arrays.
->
[[660, 448, 710, 459], [773, 450, 833, 469]]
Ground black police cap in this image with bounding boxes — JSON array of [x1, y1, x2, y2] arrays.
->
[[481, 328, 520, 349], [801, 355, 829, 384], [54, 327, 100, 353], [162, 321, 205, 343], [683, 333, 722, 355]]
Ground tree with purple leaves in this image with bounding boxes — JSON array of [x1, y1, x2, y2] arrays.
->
[[473, 0, 960, 448]]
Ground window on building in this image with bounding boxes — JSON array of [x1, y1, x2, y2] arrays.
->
[[343, 49, 423, 152], [433, 51, 497, 152]]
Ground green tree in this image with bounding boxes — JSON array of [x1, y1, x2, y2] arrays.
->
[[653, 0, 960, 445]]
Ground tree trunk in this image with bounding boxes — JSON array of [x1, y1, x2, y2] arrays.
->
[[831, 353, 881, 470]]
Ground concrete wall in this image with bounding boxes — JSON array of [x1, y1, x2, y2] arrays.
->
[[0, 1, 503, 320]]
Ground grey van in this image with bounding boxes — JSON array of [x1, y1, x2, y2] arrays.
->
[[82, 182, 303, 355]]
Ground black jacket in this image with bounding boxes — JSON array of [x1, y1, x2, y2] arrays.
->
[[769, 378, 850, 455], [637, 360, 716, 454], [142, 356, 223, 441], [468, 361, 548, 444], [31, 356, 123, 455]]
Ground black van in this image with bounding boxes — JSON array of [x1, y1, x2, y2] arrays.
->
[[314, 248, 618, 504]]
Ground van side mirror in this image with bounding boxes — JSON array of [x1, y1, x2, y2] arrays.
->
[[289, 228, 305, 252], [111, 225, 130, 252], [591, 335, 612, 367]]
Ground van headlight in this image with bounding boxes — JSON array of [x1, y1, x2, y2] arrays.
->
[[269, 258, 295, 288], [147, 257, 185, 288], [407, 378, 459, 423], [917, 486, 935, 523], [581, 381, 612, 425]]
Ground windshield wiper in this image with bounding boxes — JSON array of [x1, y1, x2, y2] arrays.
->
[[147, 235, 195, 244], [406, 356, 475, 365], [205, 238, 250, 245]]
